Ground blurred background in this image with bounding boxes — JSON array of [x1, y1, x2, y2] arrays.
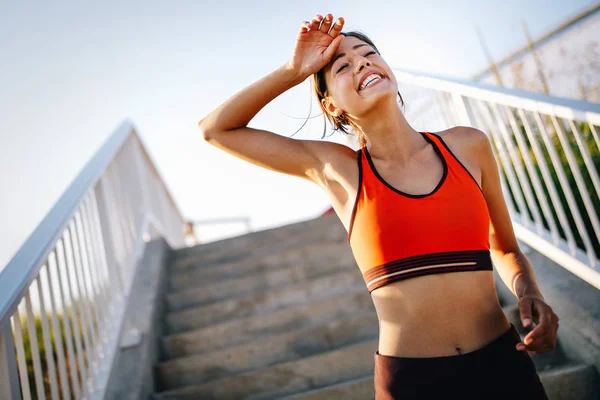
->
[[1, 0, 598, 271]]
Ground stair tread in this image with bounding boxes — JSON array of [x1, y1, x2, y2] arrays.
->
[[172, 215, 344, 269], [156, 310, 379, 390], [166, 260, 355, 311], [161, 288, 373, 359], [169, 240, 351, 289], [154, 339, 595, 400], [153, 340, 377, 399], [152, 332, 588, 398], [165, 269, 365, 333]]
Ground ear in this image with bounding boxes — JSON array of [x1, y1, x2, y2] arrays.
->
[[321, 97, 343, 117]]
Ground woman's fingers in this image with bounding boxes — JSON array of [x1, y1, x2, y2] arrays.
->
[[319, 14, 333, 33], [515, 300, 559, 354], [329, 17, 344, 38], [299, 20, 311, 34], [303, 14, 344, 36], [300, 14, 344, 38], [323, 34, 345, 61], [524, 308, 549, 346], [518, 296, 534, 328], [310, 15, 323, 31]]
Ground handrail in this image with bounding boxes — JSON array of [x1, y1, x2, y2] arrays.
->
[[0, 120, 186, 399], [393, 68, 600, 123], [392, 67, 600, 290], [0, 120, 184, 323]]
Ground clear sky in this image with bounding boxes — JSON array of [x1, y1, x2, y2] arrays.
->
[[0, 0, 597, 270]]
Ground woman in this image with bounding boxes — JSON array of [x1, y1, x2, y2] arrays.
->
[[198, 13, 559, 399]]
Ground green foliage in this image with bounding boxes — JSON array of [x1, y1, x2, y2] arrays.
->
[[16, 306, 89, 399]]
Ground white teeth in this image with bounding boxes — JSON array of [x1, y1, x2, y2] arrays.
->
[[359, 74, 382, 90]]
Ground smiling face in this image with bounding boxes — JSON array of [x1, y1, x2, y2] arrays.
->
[[320, 35, 398, 122]]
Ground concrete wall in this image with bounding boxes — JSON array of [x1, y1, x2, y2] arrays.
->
[[103, 238, 172, 400]]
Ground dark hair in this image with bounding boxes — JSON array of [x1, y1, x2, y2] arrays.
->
[[312, 31, 405, 147]]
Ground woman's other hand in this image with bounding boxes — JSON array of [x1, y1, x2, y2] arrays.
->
[[515, 294, 559, 354], [286, 14, 345, 79]]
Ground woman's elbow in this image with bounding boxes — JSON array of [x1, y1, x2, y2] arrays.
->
[[197, 118, 214, 141]]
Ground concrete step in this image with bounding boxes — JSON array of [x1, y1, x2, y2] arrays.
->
[[172, 234, 346, 274], [172, 216, 325, 263], [172, 233, 289, 269], [166, 269, 366, 334], [155, 310, 379, 390], [154, 337, 594, 400], [164, 279, 568, 372], [168, 242, 355, 292], [160, 303, 567, 384], [278, 376, 374, 400], [166, 254, 356, 311], [161, 288, 374, 359], [152, 340, 377, 400], [279, 363, 600, 400], [538, 363, 600, 400], [173, 215, 345, 270]]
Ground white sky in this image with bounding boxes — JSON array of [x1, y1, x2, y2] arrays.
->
[[1, 0, 597, 270]]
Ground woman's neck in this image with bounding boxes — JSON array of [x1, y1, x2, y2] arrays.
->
[[356, 100, 424, 164]]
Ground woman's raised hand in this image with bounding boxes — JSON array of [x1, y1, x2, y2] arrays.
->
[[286, 14, 345, 79]]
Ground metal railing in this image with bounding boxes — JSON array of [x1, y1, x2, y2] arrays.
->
[[394, 68, 600, 290], [0, 121, 186, 399]]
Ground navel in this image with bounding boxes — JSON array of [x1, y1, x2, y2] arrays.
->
[[456, 347, 463, 355]]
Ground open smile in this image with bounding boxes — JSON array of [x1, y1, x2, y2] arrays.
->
[[358, 73, 385, 91]]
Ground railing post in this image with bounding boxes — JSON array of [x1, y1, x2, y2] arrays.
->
[[132, 137, 151, 219], [451, 92, 473, 125], [95, 179, 125, 298], [0, 322, 21, 400]]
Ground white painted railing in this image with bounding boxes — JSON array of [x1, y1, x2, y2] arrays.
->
[[394, 68, 600, 290], [0, 121, 186, 399]]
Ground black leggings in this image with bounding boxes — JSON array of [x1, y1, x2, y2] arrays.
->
[[374, 323, 548, 400]]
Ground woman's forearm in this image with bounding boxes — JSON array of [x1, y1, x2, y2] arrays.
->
[[492, 250, 545, 301], [198, 63, 305, 138]]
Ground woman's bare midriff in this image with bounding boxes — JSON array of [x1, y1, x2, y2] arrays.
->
[[370, 270, 511, 358]]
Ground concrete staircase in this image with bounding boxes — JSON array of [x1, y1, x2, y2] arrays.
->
[[150, 214, 600, 399]]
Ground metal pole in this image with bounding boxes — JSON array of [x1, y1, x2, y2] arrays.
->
[[521, 19, 551, 95], [0, 322, 21, 400], [475, 25, 504, 86]]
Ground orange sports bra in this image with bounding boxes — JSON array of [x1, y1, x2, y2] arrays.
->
[[347, 131, 493, 293]]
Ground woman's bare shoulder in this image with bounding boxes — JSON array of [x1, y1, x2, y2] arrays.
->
[[437, 126, 487, 144], [435, 127, 491, 189], [436, 126, 490, 159]]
